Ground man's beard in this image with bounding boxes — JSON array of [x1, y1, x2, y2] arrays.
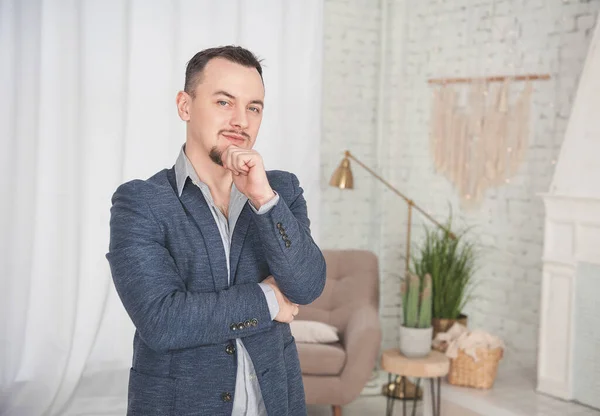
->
[[209, 146, 223, 166]]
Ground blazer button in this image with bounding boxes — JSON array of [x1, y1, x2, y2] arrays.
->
[[285, 240, 291, 248], [279, 228, 286, 235], [251, 318, 258, 326], [276, 222, 283, 229], [237, 323, 245, 331], [221, 392, 232, 403], [230, 323, 237, 331], [225, 343, 236, 355], [244, 320, 252, 328]]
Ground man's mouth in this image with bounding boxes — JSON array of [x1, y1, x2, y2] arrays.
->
[[222, 133, 246, 144]]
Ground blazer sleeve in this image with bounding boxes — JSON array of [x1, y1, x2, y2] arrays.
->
[[106, 180, 273, 353], [250, 173, 326, 305]]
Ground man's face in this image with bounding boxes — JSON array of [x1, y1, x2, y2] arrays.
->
[[182, 58, 265, 165]]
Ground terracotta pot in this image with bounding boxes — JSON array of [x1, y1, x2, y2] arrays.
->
[[432, 313, 468, 339]]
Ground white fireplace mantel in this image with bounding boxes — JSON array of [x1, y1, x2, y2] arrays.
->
[[537, 19, 600, 407], [538, 194, 600, 400]]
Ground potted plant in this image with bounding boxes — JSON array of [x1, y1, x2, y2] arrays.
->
[[399, 273, 433, 358], [411, 218, 478, 339]]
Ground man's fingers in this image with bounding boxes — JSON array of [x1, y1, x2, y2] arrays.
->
[[231, 152, 251, 175], [275, 302, 299, 324], [222, 147, 263, 179], [227, 148, 254, 173], [268, 277, 301, 323], [222, 146, 241, 174], [288, 304, 299, 320]]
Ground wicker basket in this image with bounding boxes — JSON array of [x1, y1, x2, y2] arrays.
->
[[447, 347, 503, 389]]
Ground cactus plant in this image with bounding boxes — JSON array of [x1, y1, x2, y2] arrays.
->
[[418, 274, 432, 328], [401, 273, 432, 329]]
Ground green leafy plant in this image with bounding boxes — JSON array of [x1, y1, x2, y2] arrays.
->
[[410, 219, 478, 320], [401, 273, 432, 328]]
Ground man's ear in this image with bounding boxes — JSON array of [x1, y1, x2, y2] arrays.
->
[[176, 91, 191, 121]]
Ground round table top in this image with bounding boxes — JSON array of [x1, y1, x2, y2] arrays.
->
[[381, 349, 450, 378]]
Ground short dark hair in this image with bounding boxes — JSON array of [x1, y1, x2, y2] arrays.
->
[[184, 45, 263, 97]]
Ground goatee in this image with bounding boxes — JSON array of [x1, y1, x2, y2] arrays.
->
[[209, 146, 223, 166]]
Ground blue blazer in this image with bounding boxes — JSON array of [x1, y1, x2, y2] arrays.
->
[[106, 167, 326, 415]]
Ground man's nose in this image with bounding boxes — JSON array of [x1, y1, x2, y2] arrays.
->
[[230, 107, 248, 129]]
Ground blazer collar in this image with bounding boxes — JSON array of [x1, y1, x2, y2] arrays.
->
[[168, 157, 253, 288]]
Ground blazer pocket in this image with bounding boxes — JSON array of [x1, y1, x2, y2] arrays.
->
[[127, 368, 176, 416]]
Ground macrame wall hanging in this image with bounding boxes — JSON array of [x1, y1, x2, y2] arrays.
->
[[428, 74, 549, 208]]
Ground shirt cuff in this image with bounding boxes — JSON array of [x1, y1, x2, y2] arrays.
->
[[258, 282, 280, 320], [249, 192, 280, 215]]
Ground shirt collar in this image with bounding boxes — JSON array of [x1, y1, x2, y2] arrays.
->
[[174, 145, 198, 197]]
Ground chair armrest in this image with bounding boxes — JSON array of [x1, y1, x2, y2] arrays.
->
[[339, 305, 382, 402]]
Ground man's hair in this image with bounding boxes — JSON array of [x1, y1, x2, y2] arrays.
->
[[184, 45, 263, 97]]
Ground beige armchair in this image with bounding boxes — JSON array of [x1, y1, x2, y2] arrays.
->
[[296, 249, 382, 416]]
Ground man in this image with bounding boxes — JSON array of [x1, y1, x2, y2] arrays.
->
[[106, 45, 326, 415]]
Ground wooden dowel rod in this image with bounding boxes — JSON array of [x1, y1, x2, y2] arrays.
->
[[428, 73, 550, 85]]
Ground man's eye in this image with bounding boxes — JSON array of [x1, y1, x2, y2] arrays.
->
[[249, 106, 261, 113], [217, 101, 228, 106]]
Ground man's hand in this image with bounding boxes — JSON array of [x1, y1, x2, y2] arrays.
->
[[222, 146, 275, 209], [263, 276, 299, 324]]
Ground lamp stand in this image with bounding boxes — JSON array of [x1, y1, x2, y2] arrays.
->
[[330, 151, 456, 402], [381, 203, 422, 401]]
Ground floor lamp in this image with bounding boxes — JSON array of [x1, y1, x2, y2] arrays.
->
[[329, 150, 455, 400]]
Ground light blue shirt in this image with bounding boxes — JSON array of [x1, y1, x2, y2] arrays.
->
[[174, 146, 280, 416]]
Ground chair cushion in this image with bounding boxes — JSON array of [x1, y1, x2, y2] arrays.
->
[[290, 320, 339, 343], [296, 342, 346, 376]]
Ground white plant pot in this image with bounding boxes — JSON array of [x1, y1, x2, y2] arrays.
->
[[399, 326, 433, 358]]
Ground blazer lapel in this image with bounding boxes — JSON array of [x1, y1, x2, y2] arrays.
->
[[167, 169, 229, 291], [229, 203, 251, 284]]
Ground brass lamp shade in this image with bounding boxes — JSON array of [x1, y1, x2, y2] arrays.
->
[[329, 157, 354, 189]]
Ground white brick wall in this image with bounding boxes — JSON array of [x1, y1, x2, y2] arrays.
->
[[321, 0, 600, 369]]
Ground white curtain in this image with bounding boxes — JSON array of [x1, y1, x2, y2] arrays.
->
[[0, 1, 323, 414]]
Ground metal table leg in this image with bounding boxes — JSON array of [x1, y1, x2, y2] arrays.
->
[[437, 377, 441, 416], [385, 374, 438, 416], [427, 377, 442, 416], [402, 376, 407, 415], [430, 378, 436, 416], [386, 372, 395, 416], [411, 378, 420, 416]]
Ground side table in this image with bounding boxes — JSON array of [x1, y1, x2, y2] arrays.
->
[[381, 349, 449, 416]]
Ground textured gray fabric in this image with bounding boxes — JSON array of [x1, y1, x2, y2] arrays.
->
[[107, 160, 326, 415], [175, 146, 277, 416]]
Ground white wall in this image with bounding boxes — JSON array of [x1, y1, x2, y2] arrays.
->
[[320, 0, 600, 369]]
